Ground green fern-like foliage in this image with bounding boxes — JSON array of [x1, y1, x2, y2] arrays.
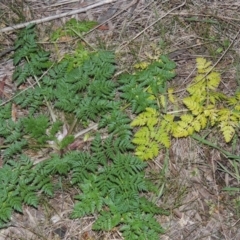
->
[[0, 155, 54, 227], [8, 22, 240, 237], [51, 18, 97, 41], [13, 24, 52, 86], [119, 55, 176, 113], [71, 136, 169, 238], [6, 23, 240, 239], [171, 57, 222, 137], [0, 24, 170, 239], [127, 56, 177, 160], [0, 104, 27, 158], [12, 23, 116, 121], [131, 57, 240, 160], [173, 58, 240, 142], [131, 108, 173, 160], [63, 44, 90, 72]]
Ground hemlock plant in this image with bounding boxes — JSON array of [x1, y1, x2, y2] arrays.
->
[[131, 57, 240, 160], [0, 21, 239, 239], [0, 23, 171, 239]]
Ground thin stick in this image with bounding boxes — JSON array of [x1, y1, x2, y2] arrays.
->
[[116, 0, 186, 53], [85, 0, 140, 35], [169, 12, 240, 23], [174, 27, 240, 94], [0, 0, 116, 33], [74, 124, 98, 139]]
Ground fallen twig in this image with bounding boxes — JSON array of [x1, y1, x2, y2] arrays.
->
[[174, 27, 240, 94], [116, 0, 186, 53], [0, 0, 116, 33]]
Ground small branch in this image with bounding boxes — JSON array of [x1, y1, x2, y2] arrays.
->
[[0, 0, 116, 33], [74, 123, 98, 139], [166, 109, 189, 115], [85, 0, 140, 35], [169, 12, 240, 23], [174, 27, 240, 94], [67, 27, 96, 51], [116, 0, 186, 53]]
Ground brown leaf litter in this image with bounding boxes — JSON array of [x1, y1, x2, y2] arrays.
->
[[0, 0, 240, 239]]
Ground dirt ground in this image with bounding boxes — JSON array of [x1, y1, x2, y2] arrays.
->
[[0, 0, 240, 239]]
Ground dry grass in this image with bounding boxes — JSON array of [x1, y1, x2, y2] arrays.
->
[[1, 0, 240, 239]]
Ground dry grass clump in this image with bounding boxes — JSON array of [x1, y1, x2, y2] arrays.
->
[[0, 0, 240, 239]]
